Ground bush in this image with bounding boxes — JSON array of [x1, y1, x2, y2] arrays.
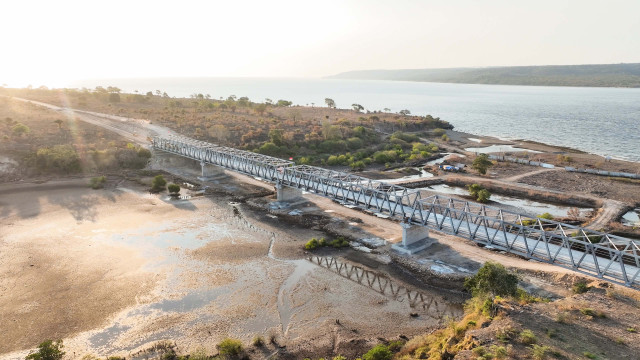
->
[[583, 351, 597, 359], [519, 329, 538, 344], [467, 184, 491, 203], [329, 236, 350, 248], [363, 344, 393, 360], [25, 340, 65, 360], [572, 281, 590, 294], [464, 262, 519, 298], [217, 338, 243, 358], [305, 238, 320, 250], [151, 175, 167, 193], [89, 176, 107, 189], [12, 122, 30, 136], [34, 145, 81, 174], [252, 335, 264, 347], [168, 183, 181, 194], [538, 212, 554, 220], [531, 344, 550, 360]]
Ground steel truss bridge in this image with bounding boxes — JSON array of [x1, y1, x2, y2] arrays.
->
[[153, 136, 640, 289]]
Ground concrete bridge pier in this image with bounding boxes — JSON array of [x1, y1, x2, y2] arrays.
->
[[198, 161, 224, 180], [275, 183, 302, 201], [391, 222, 434, 255]]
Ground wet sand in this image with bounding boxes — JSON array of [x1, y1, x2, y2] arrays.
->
[[0, 179, 460, 359]]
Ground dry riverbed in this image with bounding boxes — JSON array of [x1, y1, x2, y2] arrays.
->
[[0, 178, 463, 359]]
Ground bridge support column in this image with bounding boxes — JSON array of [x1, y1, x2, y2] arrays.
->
[[276, 183, 302, 202], [391, 222, 434, 255], [198, 161, 224, 180]]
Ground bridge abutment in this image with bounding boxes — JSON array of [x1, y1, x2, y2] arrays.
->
[[391, 222, 434, 255], [276, 183, 302, 201], [198, 161, 224, 180]]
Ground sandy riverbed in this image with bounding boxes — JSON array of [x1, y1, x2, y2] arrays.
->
[[0, 178, 462, 359]]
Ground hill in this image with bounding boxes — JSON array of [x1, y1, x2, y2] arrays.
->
[[328, 63, 640, 87]]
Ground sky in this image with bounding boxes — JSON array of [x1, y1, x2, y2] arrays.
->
[[1, 0, 639, 87]]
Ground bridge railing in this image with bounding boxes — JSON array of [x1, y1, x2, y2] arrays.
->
[[152, 135, 639, 288], [408, 195, 639, 287]]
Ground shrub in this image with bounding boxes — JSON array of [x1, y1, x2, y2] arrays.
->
[[304, 238, 320, 250], [387, 340, 405, 352], [330, 236, 350, 248], [531, 345, 550, 360], [464, 262, 519, 298], [168, 183, 181, 194], [363, 344, 393, 360], [34, 145, 81, 174], [332, 356, 347, 360], [25, 340, 65, 360], [467, 184, 491, 203], [491, 345, 508, 359], [580, 308, 605, 318], [252, 335, 264, 347], [89, 176, 106, 189], [538, 212, 554, 220], [189, 348, 208, 360], [519, 329, 537, 344], [555, 311, 570, 324], [583, 351, 597, 359], [217, 338, 243, 358], [627, 327, 637, 333], [12, 122, 31, 136], [151, 175, 167, 192], [477, 189, 491, 203], [572, 281, 590, 294]]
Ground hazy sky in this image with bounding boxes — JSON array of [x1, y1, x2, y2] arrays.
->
[[1, 0, 639, 86]]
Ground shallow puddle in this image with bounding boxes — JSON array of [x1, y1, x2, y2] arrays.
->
[[622, 209, 640, 227], [423, 184, 591, 218], [465, 144, 541, 154]]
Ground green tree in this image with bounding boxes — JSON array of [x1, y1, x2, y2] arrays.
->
[[363, 344, 393, 360], [476, 189, 491, 203], [276, 99, 292, 107], [151, 175, 167, 193], [53, 119, 64, 129], [168, 183, 180, 195], [352, 103, 364, 112], [464, 261, 519, 298], [268, 129, 284, 146], [25, 340, 65, 360], [472, 153, 493, 175], [325, 98, 336, 108], [399, 109, 411, 116]]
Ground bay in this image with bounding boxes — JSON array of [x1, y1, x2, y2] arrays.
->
[[70, 77, 640, 162]]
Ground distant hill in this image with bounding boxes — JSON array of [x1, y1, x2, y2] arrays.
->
[[328, 63, 640, 88]]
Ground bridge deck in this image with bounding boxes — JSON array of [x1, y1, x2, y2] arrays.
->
[[153, 136, 640, 289]]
